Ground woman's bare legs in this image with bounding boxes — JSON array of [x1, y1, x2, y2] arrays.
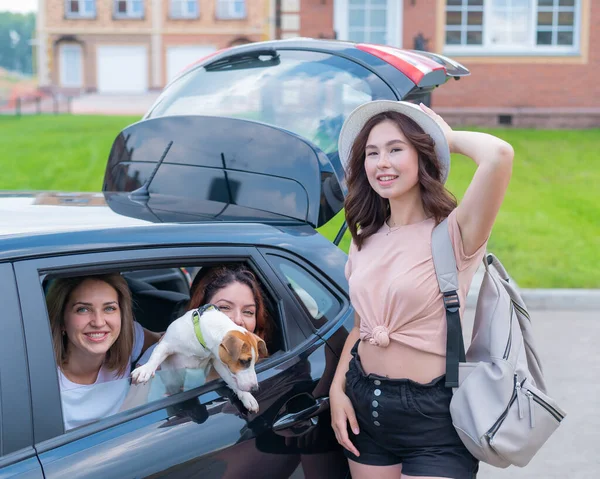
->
[[403, 476, 455, 479], [348, 460, 403, 479], [349, 462, 457, 479]]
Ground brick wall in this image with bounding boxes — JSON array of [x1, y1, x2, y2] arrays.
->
[[46, 0, 154, 31], [163, 0, 268, 36], [298, 0, 599, 112], [402, 0, 437, 51], [404, 0, 600, 110], [47, 0, 268, 33], [299, 0, 335, 39], [45, 0, 599, 114], [44, 0, 270, 91]]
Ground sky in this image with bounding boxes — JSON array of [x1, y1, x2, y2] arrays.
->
[[0, 0, 37, 13]]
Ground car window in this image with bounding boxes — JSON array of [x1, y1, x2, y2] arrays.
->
[[266, 254, 343, 327], [42, 260, 284, 432], [148, 49, 393, 154]]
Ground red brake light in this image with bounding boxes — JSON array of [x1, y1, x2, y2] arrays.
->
[[357, 44, 446, 85]]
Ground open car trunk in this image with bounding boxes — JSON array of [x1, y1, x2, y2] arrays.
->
[[103, 115, 346, 228]]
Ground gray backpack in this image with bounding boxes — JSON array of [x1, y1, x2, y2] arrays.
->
[[431, 219, 566, 468]]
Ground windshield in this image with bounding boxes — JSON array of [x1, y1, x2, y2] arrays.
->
[[147, 49, 394, 155]]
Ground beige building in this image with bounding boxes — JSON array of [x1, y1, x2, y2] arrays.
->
[[36, 0, 280, 93]]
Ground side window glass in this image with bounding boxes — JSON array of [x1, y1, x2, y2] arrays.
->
[[266, 254, 343, 327]]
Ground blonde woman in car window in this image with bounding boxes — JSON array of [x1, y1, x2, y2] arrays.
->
[[47, 273, 162, 430]]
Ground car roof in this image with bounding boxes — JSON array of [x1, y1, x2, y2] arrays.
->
[[0, 192, 346, 269], [0, 192, 151, 237]]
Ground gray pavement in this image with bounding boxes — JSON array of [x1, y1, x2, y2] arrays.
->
[[461, 308, 600, 479], [71, 92, 160, 116], [466, 266, 600, 311]]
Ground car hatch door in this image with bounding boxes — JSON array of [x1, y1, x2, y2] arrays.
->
[[103, 116, 346, 228]]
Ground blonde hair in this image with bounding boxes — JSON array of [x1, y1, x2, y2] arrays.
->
[[46, 274, 135, 377]]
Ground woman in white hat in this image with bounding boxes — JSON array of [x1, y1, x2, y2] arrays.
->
[[330, 101, 514, 479]]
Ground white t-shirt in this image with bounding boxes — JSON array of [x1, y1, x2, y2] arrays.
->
[[58, 321, 144, 430]]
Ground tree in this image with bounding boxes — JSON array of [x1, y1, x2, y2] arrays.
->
[[0, 12, 36, 75]]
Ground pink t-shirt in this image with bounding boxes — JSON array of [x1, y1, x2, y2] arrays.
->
[[345, 209, 486, 357]]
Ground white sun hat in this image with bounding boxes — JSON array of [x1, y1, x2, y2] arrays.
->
[[337, 100, 451, 184]]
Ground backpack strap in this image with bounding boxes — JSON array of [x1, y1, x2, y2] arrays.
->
[[431, 218, 466, 388]]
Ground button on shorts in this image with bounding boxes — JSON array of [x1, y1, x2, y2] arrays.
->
[[344, 341, 478, 478]]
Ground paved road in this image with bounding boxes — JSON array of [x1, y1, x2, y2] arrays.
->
[[71, 93, 159, 115], [461, 308, 599, 479]]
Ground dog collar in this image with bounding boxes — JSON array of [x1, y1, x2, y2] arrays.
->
[[192, 304, 218, 348]]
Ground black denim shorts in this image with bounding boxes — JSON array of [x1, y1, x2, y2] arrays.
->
[[344, 341, 478, 478]]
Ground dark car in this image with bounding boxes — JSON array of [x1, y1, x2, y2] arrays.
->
[[0, 39, 468, 479]]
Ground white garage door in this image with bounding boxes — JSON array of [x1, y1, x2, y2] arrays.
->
[[97, 45, 148, 93], [167, 46, 216, 83]]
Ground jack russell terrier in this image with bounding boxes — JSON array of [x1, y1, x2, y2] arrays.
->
[[131, 304, 268, 413]]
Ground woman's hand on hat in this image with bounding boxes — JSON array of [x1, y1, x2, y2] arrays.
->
[[419, 103, 455, 152]]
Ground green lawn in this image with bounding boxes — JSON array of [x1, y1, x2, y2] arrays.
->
[[0, 115, 140, 191], [1, 115, 598, 288], [320, 128, 600, 289]]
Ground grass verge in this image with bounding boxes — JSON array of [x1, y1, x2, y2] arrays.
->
[[1, 116, 598, 288], [319, 128, 600, 289]]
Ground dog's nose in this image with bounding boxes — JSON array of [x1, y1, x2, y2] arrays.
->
[[250, 385, 259, 393]]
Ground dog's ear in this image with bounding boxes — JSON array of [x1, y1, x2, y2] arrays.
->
[[219, 332, 244, 361], [253, 334, 269, 359]]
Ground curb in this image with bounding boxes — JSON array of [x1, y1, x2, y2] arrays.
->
[[517, 289, 600, 311], [466, 269, 600, 311]]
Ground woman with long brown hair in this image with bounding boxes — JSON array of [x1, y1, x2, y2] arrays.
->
[[47, 273, 162, 430], [329, 101, 514, 479], [134, 264, 273, 394], [187, 263, 273, 346]]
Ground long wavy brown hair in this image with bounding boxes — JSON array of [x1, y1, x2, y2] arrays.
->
[[186, 264, 272, 345], [345, 111, 457, 249], [47, 274, 135, 377]]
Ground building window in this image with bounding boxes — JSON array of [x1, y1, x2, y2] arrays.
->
[[65, 0, 96, 18], [170, 0, 199, 19], [216, 0, 246, 20], [444, 0, 580, 55], [445, 0, 483, 46], [114, 0, 144, 19], [348, 0, 388, 45], [536, 0, 577, 46]]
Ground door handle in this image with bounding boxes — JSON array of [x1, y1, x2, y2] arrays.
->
[[272, 395, 330, 431]]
